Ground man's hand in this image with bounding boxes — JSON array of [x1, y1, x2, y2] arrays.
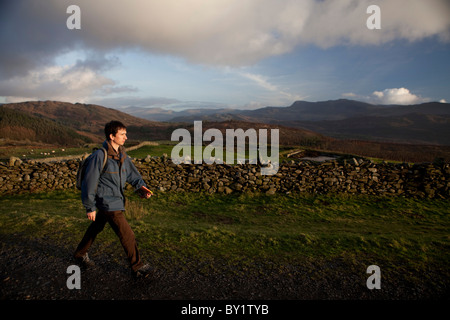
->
[[137, 186, 153, 199], [144, 191, 152, 199], [87, 211, 96, 221]]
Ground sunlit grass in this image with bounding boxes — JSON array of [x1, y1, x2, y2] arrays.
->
[[1, 190, 448, 275]]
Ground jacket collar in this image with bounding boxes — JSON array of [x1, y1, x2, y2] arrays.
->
[[103, 140, 127, 165]]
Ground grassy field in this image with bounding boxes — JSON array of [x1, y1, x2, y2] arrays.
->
[[127, 143, 311, 163], [1, 140, 309, 163], [1, 141, 449, 298], [1, 190, 449, 280]]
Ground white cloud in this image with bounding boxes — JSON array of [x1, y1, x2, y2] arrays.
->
[[239, 73, 279, 92], [0, 64, 133, 103], [342, 88, 430, 105], [301, 0, 450, 48], [371, 88, 424, 105], [238, 71, 305, 105]]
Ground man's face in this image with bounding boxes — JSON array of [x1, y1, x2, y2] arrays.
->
[[110, 128, 127, 146]]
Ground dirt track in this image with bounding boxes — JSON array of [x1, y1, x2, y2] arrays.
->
[[1, 233, 448, 303]]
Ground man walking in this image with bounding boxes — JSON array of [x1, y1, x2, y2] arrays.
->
[[74, 120, 153, 278]]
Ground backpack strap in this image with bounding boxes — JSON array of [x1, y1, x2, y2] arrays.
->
[[99, 147, 108, 173]]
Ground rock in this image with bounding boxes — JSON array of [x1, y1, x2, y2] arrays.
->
[[9, 157, 22, 167], [224, 187, 233, 194], [0, 156, 447, 198]]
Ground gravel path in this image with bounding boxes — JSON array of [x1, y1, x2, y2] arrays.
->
[[1, 233, 448, 302]]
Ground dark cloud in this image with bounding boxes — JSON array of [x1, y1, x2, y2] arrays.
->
[[0, 1, 78, 79], [1, 0, 449, 102], [3, 0, 449, 76]]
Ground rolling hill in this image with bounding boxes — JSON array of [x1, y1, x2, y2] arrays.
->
[[177, 120, 328, 147], [1, 100, 449, 163], [0, 106, 91, 146], [1, 101, 168, 143], [0, 101, 327, 147], [134, 99, 450, 145], [278, 113, 450, 145]]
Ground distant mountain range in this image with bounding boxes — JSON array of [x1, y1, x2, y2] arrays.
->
[[117, 105, 242, 122], [0, 101, 326, 147], [1, 99, 449, 148], [120, 99, 450, 145]]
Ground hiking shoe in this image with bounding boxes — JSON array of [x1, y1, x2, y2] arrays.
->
[[134, 264, 153, 278], [74, 253, 95, 268]]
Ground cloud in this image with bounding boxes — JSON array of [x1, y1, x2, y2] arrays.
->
[[1, 0, 449, 103], [300, 0, 450, 48], [238, 72, 305, 105], [0, 63, 134, 103], [1, 0, 449, 74], [371, 88, 424, 105], [239, 73, 279, 92], [344, 88, 429, 105]]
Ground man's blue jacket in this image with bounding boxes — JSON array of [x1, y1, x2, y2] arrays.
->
[[81, 140, 147, 213]]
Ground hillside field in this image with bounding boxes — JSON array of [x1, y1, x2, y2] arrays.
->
[[1, 189, 449, 300]]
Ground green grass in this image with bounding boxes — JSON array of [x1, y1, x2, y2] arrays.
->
[[0, 146, 93, 161], [0, 140, 348, 164], [128, 142, 284, 163], [2, 141, 267, 162], [1, 190, 449, 275], [126, 143, 176, 159]]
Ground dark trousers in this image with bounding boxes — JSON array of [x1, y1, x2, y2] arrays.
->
[[74, 210, 143, 272]]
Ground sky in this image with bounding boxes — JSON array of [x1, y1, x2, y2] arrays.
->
[[1, 0, 449, 111]]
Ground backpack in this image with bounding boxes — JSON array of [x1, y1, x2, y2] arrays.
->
[[76, 147, 108, 190]]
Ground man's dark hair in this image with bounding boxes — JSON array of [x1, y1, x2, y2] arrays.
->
[[105, 121, 127, 140]]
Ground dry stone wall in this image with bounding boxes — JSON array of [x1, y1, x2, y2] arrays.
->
[[1, 156, 449, 198]]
